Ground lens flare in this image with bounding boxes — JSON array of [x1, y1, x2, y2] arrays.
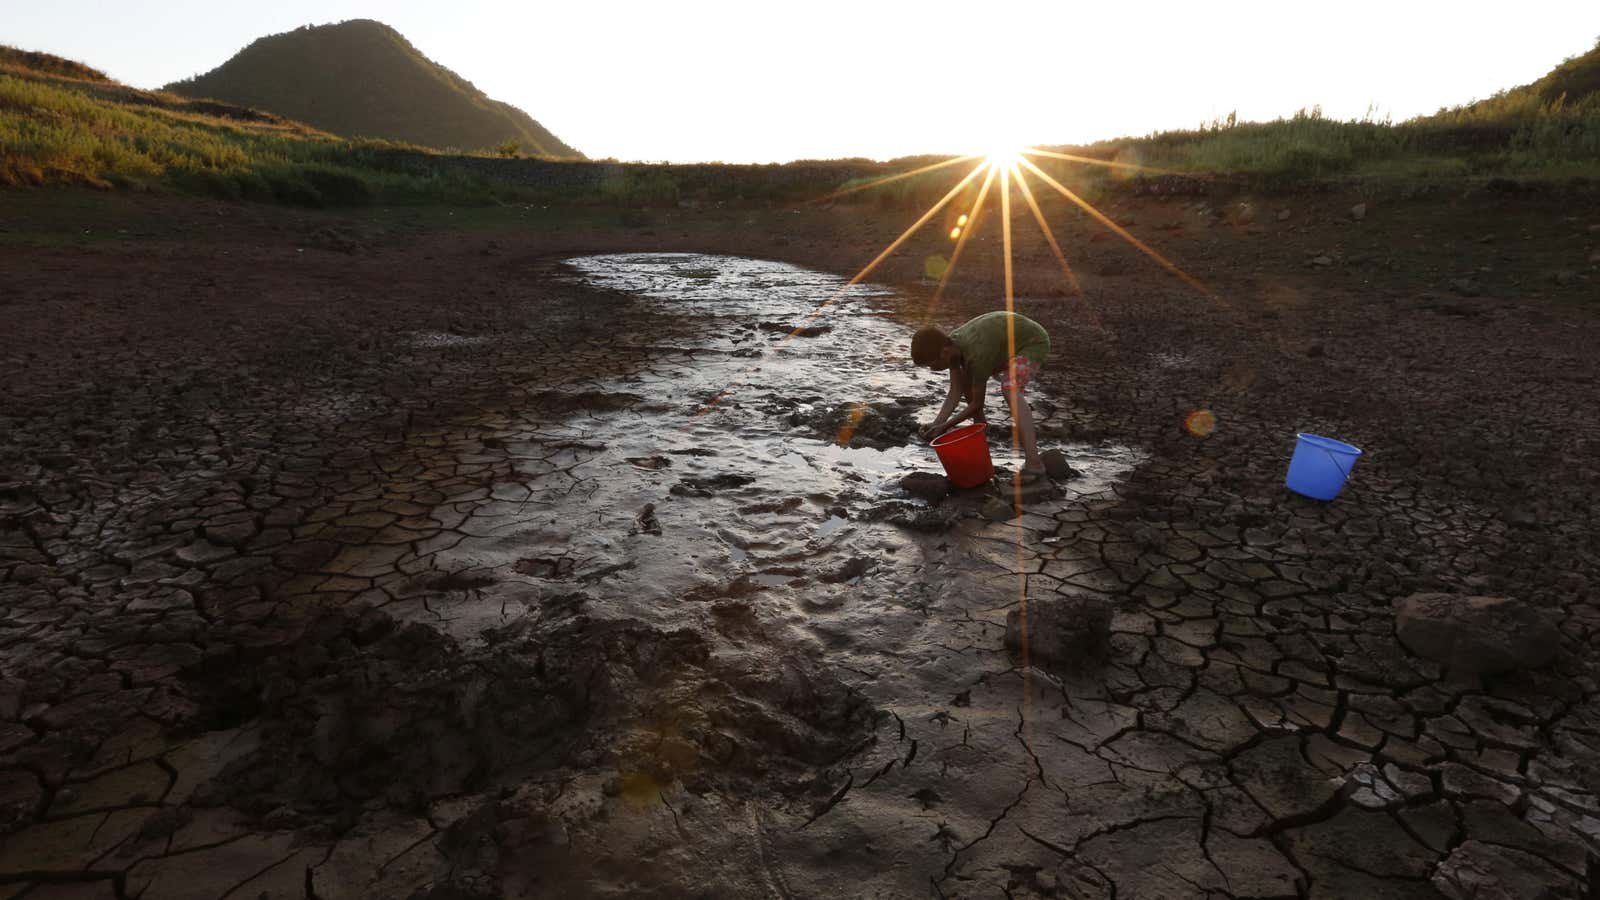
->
[[836, 401, 867, 446], [1185, 409, 1218, 437]]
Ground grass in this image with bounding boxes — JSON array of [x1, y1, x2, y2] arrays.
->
[[0, 63, 512, 204], [1045, 40, 1600, 184]]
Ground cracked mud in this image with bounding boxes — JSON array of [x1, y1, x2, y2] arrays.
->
[[3, 197, 1599, 899]]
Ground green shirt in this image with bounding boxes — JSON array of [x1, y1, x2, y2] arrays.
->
[[949, 312, 1050, 394]]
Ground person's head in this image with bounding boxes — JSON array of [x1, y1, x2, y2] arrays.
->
[[910, 326, 960, 370]]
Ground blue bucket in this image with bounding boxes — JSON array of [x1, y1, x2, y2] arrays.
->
[[1285, 433, 1363, 500]]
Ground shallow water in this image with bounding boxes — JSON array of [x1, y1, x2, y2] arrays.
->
[[421, 253, 1141, 654]]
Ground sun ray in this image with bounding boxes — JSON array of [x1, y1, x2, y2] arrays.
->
[[843, 158, 990, 288], [1018, 157, 1211, 297], [998, 163, 1035, 717], [816, 153, 985, 202], [923, 164, 999, 320], [1010, 164, 1082, 298], [1021, 147, 1189, 178], [695, 158, 990, 414]]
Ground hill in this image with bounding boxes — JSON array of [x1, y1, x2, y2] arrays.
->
[[1025, 39, 1600, 182], [1426, 40, 1600, 124], [164, 19, 581, 159]]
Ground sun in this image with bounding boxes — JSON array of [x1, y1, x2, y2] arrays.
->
[[984, 146, 1023, 169]]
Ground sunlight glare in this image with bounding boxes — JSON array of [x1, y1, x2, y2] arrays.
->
[[984, 146, 1023, 170]]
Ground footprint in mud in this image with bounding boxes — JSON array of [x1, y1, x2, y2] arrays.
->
[[514, 557, 576, 579], [671, 473, 756, 497]]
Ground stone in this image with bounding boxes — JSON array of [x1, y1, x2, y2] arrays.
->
[[1432, 840, 1574, 900], [1552, 270, 1575, 286], [898, 472, 952, 503], [1450, 278, 1481, 297], [1277, 209, 1292, 221], [1005, 595, 1110, 666], [1395, 593, 1559, 675], [981, 497, 1019, 521], [1039, 449, 1077, 480], [1351, 203, 1367, 221], [1311, 255, 1334, 267]]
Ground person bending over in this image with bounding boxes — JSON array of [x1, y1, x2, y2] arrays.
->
[[911, 310, 1051, 482]]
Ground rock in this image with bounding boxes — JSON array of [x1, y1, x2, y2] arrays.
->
[[1350, 203, 1367, 221], [822, 557, 870, 584], [1310, 255, 1334, 267], [1551, 270, 1575, 286], [1005, 596, 1110, 666], [1433, 840, 1575, 900], [1394, 593, 1559, 675], [899, 472, 952, 503], [758, 322, 832, 337], [1450, 278, 1481, 297], [1039, 449, 1078, 480], [1589, 250, 1600, 264], [1277, 209, 1292, 221], [633, 503, 661, 536], [981, 497, 1018, 521]]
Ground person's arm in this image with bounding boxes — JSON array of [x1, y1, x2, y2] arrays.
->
[[925, 370, 987, 437], [945, 376, 987, 428], [921, 368, 965, 438]]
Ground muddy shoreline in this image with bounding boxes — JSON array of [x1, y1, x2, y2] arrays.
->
[[2, 189, 1599, 898]]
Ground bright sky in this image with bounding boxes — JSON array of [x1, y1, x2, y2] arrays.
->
[[7, 1, 1598, 163]]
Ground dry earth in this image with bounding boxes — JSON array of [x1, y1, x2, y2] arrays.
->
[[1, 184, 1599, 899]]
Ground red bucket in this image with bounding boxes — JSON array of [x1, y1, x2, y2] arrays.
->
[[930, 423, 994, 488]]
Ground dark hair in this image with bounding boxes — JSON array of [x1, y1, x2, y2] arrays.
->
[[910, 326, 948, 366]]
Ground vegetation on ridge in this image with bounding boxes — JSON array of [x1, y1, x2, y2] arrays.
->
[[2, 38, 1596, 210]]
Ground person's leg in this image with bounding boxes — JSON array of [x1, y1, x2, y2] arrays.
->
[[1001, 356, 1046, 476], [1005, 385, 1044, 474]]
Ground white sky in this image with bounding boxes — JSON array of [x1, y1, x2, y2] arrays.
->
[[6, 1, 1598, 162]]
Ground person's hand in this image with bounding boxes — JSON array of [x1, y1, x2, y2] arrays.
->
[[919, 421, 944, 441]]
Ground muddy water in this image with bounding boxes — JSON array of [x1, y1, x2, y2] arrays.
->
[[421, 254, 1139, 648], [419, 253, 1132, 695]]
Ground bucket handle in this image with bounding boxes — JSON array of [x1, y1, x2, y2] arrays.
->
[[1323, 448, 1354, 481]]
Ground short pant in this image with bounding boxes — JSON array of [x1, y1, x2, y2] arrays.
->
[[1000, 354, 1044, 394]]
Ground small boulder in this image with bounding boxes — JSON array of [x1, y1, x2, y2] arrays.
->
[[1039, 449, 1078, 481], [899, 472, 953, 503], [1433, 840, 1573, 900], [981, 497, 1019, 522], [1449, 278, 1481, 297], [1394, 593, 1559, 675], [1350, 203, 1367, 221], [1005, 596, 1111, 667], [1310, 255, 1334, 267], [1277, 209, 1292, 221]]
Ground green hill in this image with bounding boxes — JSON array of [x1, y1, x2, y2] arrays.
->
[[1426, 40, 1600, 124], [165, 19, 581, 159]]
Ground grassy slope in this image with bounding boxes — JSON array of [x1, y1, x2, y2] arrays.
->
[[0, 51, 506, 204], [1034, 40, 1600, 183], [164, 20, 581, 160]]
